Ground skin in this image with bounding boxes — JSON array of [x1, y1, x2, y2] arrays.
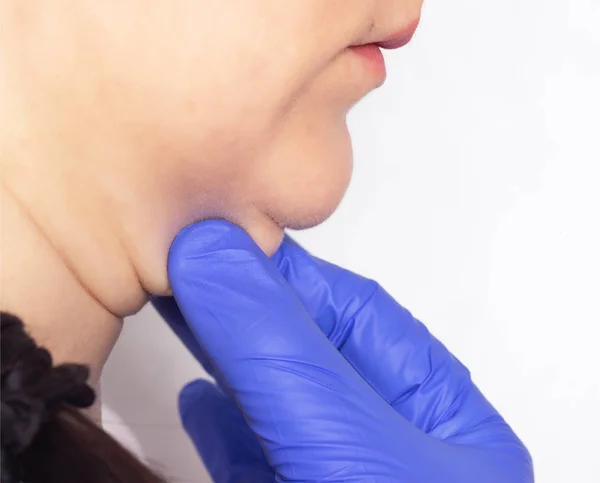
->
[[0, 0, 422, 386]]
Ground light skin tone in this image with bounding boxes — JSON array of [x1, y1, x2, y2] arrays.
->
[[0, 0, 422, 387]]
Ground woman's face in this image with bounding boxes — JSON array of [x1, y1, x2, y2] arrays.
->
[[4, 0, 421, 266]]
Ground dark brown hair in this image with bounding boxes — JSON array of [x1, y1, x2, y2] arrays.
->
[[1, 312, 167, 483]]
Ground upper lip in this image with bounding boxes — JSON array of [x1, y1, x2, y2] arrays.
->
[[375, 18, 421, 50]]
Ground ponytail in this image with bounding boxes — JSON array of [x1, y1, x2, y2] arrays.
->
[[1, 312, 167, 483]]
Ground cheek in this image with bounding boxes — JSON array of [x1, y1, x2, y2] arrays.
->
[[250, 112, 354, 230]]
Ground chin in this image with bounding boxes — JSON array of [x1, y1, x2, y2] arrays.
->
[[255, 114, 354, 231], [275, 199, 341, 231], [265, 160, 352, 232]]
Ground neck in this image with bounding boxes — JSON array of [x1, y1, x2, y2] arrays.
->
[[0, 94, 154, 384], [0, 186, 125, 387]]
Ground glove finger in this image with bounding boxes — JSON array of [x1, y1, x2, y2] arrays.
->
[[168, 220, 425, 480], [179, 379, 274, 483], [273, 236, 501, 440], [151, 295, 217, 379]]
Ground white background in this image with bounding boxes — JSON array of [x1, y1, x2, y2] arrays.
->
[[102, 1, 600, 482]]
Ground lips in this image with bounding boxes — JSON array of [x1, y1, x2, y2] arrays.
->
[[346, 16, 421, 85], [376, 18, 420, 50]]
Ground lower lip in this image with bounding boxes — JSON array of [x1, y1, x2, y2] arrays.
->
[[349, 44, 386, 82]]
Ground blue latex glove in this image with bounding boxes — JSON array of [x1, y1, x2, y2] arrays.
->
[[153, 220, 533, 483]]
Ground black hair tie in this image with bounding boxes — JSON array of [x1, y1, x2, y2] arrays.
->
[[0, 312, 96, 457]]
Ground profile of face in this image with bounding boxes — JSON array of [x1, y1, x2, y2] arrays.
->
[[2, 1, 422, 302]]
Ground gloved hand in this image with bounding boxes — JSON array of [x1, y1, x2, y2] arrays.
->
[[153, 220, 533, 483]]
